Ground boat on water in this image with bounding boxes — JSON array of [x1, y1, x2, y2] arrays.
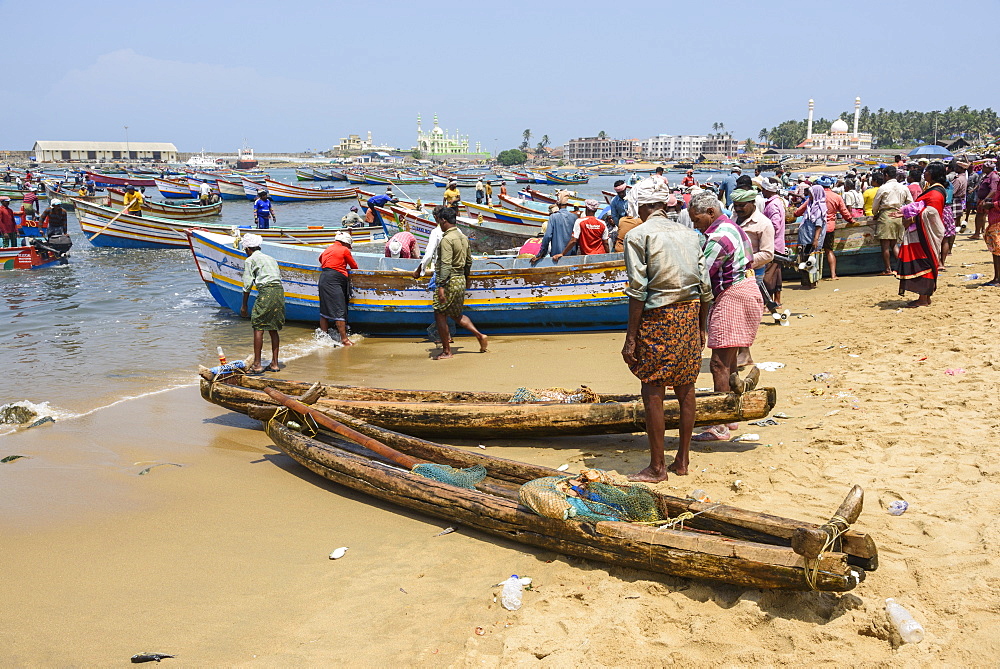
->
[[294, 168, 324, 181], [0, 236, 72, 270], [362, 172, 430, 186], [541, 171, 590, 185], [41, 183, 106, 210], [84, 171, 157, 188], [153, 177, 194, 199], [106, 188, 223, 219], [241, 178, 357, 203], [498, 193, 553, 216], [187, 229, 627, 335], [215, 177, 249, 200], [519, 187, 586, 206], [199, 371, 776, 438], [235, 146, 258, 170], [208, 391, 875, 592], [430, 173, 504, 188], [186, 151, 225, 170], [74, 199, 382, 249], [457, 215, 538, 252], [461, 200, 548, 228]]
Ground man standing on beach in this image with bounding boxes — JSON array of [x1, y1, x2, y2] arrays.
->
[[731, 189, 774, 368], [972, 161, 998, 241], [872, 166, 914, 274], [948, 160, 968, 233], [475, 179, 485, 205], [621, 178, 712, 481], [688, 191, 763, 442], [552, 199, 610, 260], [760, 179, 786, 306], [431, 206, 488, 360], [239, 234, 284, 374]]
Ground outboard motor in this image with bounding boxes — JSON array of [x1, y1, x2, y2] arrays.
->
[[31, 234, 72, 264]]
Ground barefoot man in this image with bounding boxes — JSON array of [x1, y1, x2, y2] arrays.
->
[[239, 234, 284, 374], [621, 178, 712, 481], [431, 205, 488, 360]]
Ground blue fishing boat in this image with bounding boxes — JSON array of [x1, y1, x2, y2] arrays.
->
[[187, 230, 627, 336]]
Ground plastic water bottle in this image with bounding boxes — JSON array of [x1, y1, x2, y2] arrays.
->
[[885, 598, 924, 644], [887, 500, 908, 516], [501, 575, 524, 611], [963, 273, 984, 280], [217, 346, 227, 365]]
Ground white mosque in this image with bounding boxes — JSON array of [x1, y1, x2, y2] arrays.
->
[[797, 98, 874, 153], [415, 114, 491, 161]]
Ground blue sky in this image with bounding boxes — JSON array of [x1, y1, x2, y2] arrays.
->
[[3, 0, 995, 153]]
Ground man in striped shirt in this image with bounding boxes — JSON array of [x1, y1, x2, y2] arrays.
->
[[687, 191, 763, 442]]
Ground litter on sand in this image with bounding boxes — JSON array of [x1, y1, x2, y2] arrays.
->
[[731, 433, 760, 442], [756, 361, 785, 372], [944, 368, 966, 376], [748, 418, 779, 427]]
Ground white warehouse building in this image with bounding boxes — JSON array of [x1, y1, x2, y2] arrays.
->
[[32, 141, 178, 163]]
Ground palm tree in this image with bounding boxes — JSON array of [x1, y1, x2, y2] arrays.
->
[[539, 134, 550, 150], [712, 122, 719, 133], [758, 127, 768, 145], [597, 130, 607, 139], [521, 129, 531, 151]]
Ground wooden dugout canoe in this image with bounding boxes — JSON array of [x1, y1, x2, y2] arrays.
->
[[252, 400, 875, 591], [198, 371, 778, 438]]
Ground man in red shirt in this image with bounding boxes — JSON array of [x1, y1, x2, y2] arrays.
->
[[384, 230, 419, 259], [552, 199, 610, 259], [0, 197, 16, 247]]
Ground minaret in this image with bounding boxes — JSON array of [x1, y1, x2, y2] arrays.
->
[[417, 114, 422, 134], [853, 97, 861, 137], [807, 99, 815, 143]]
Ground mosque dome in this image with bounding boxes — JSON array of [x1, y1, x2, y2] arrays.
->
[[830, 119, 849, 133], [432, 126, 443, 135]]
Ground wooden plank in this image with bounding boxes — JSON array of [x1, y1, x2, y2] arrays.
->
[[594, 522, 847, 572]]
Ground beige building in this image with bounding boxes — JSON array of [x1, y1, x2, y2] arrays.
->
[[32, 141, 177, 163], [564, 136, 638, 163]]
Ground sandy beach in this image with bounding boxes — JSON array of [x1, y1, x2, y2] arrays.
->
[[2, 234, 999, 666]]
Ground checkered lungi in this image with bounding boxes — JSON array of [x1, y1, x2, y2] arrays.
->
[[951, 201, 965, 223], [707, 277, 764, 349]]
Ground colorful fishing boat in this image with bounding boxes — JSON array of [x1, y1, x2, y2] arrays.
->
[[0, 236, 72, 270], [498, 193, 553, 216], [541, 171, 590, 185], [361, 172, 430, 186], [461, 200, 548, 227], [75, 200, 383, 250], [342, 171, 370, 185], [106, 189, 223, 219], [295, 168, 322, 181], [187, 229, 626, 335], [456, 215, 538, 253], [41, 183, 107, 210], [154, 177, 194, 199], [84, 171, 157, 188], [246, 179, 357, 203], [782, 217, 883, 279], [215, 178, 249, 201]]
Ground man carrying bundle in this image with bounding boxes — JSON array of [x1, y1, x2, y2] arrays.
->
[[621, 178, 712, 481], [240, 234, 284, 374]]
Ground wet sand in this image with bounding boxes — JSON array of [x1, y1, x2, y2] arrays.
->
[[2, 236, 999, 666]]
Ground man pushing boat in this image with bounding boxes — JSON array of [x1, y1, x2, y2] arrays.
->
[[621, 178, 712, 481]]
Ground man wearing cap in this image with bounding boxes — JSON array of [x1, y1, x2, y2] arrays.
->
[[760, 179, 786, 306], [532, 194, 577, 263], [253, 190, 275, 229], [341, 206, 363, 228], [122, 185, 143, 217], [719, 167, 741, 208], [872, 166, 914, 274], [552, 199, 610, 260], [240, 234, 285, 373], [687, 191, 763, 442], [0, 197, 16, 247], [431, 205, 488, 360], [384, 230, 419, 259], [621, 177, 712, 481], [681, 170, 696, 188], [40, 199, 68, 238], [318, 231, 358, 346]]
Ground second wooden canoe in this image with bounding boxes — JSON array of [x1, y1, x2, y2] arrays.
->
[[198, 371, 777, 439]]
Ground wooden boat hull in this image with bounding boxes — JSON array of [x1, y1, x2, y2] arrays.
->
[[85, 171, 156, 187], [256, 178, 357, 202], [253, 407, 870, 592], [461, 200, 547, 227], [153, 177, 193, 199], [456, 217, 536, 252], [543, 172, 589, 185], [215, 178, 248, 200], [187, 229, 628, 335], [199, 372, 777, 438]]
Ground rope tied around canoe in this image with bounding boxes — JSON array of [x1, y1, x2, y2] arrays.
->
[[803, 514, 850, 590]]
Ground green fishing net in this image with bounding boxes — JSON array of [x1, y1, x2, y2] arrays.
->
[[519, 474, 662, 523], [412, 463, 487, 490]]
